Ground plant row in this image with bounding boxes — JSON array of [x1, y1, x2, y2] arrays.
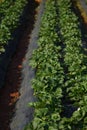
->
[[26, 0, 87, 129], [57, 0, 87, 129], [0, 0, 27, 53], [0, 0, 15, 22], [25, 0, 65, 130]]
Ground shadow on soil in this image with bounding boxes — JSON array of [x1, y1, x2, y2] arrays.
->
[[0, 0, 39, 130]]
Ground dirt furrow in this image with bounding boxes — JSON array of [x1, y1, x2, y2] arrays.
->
[[0, 0, 40, 130]]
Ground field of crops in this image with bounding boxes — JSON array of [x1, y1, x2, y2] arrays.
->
[[0, 0, 87, 130], [25, 0, 87, 130]]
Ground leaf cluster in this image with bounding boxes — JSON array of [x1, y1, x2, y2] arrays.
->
[[0, 0, 27, 54]]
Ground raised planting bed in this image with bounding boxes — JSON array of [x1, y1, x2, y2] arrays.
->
[[25, 0, 87, 129]]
